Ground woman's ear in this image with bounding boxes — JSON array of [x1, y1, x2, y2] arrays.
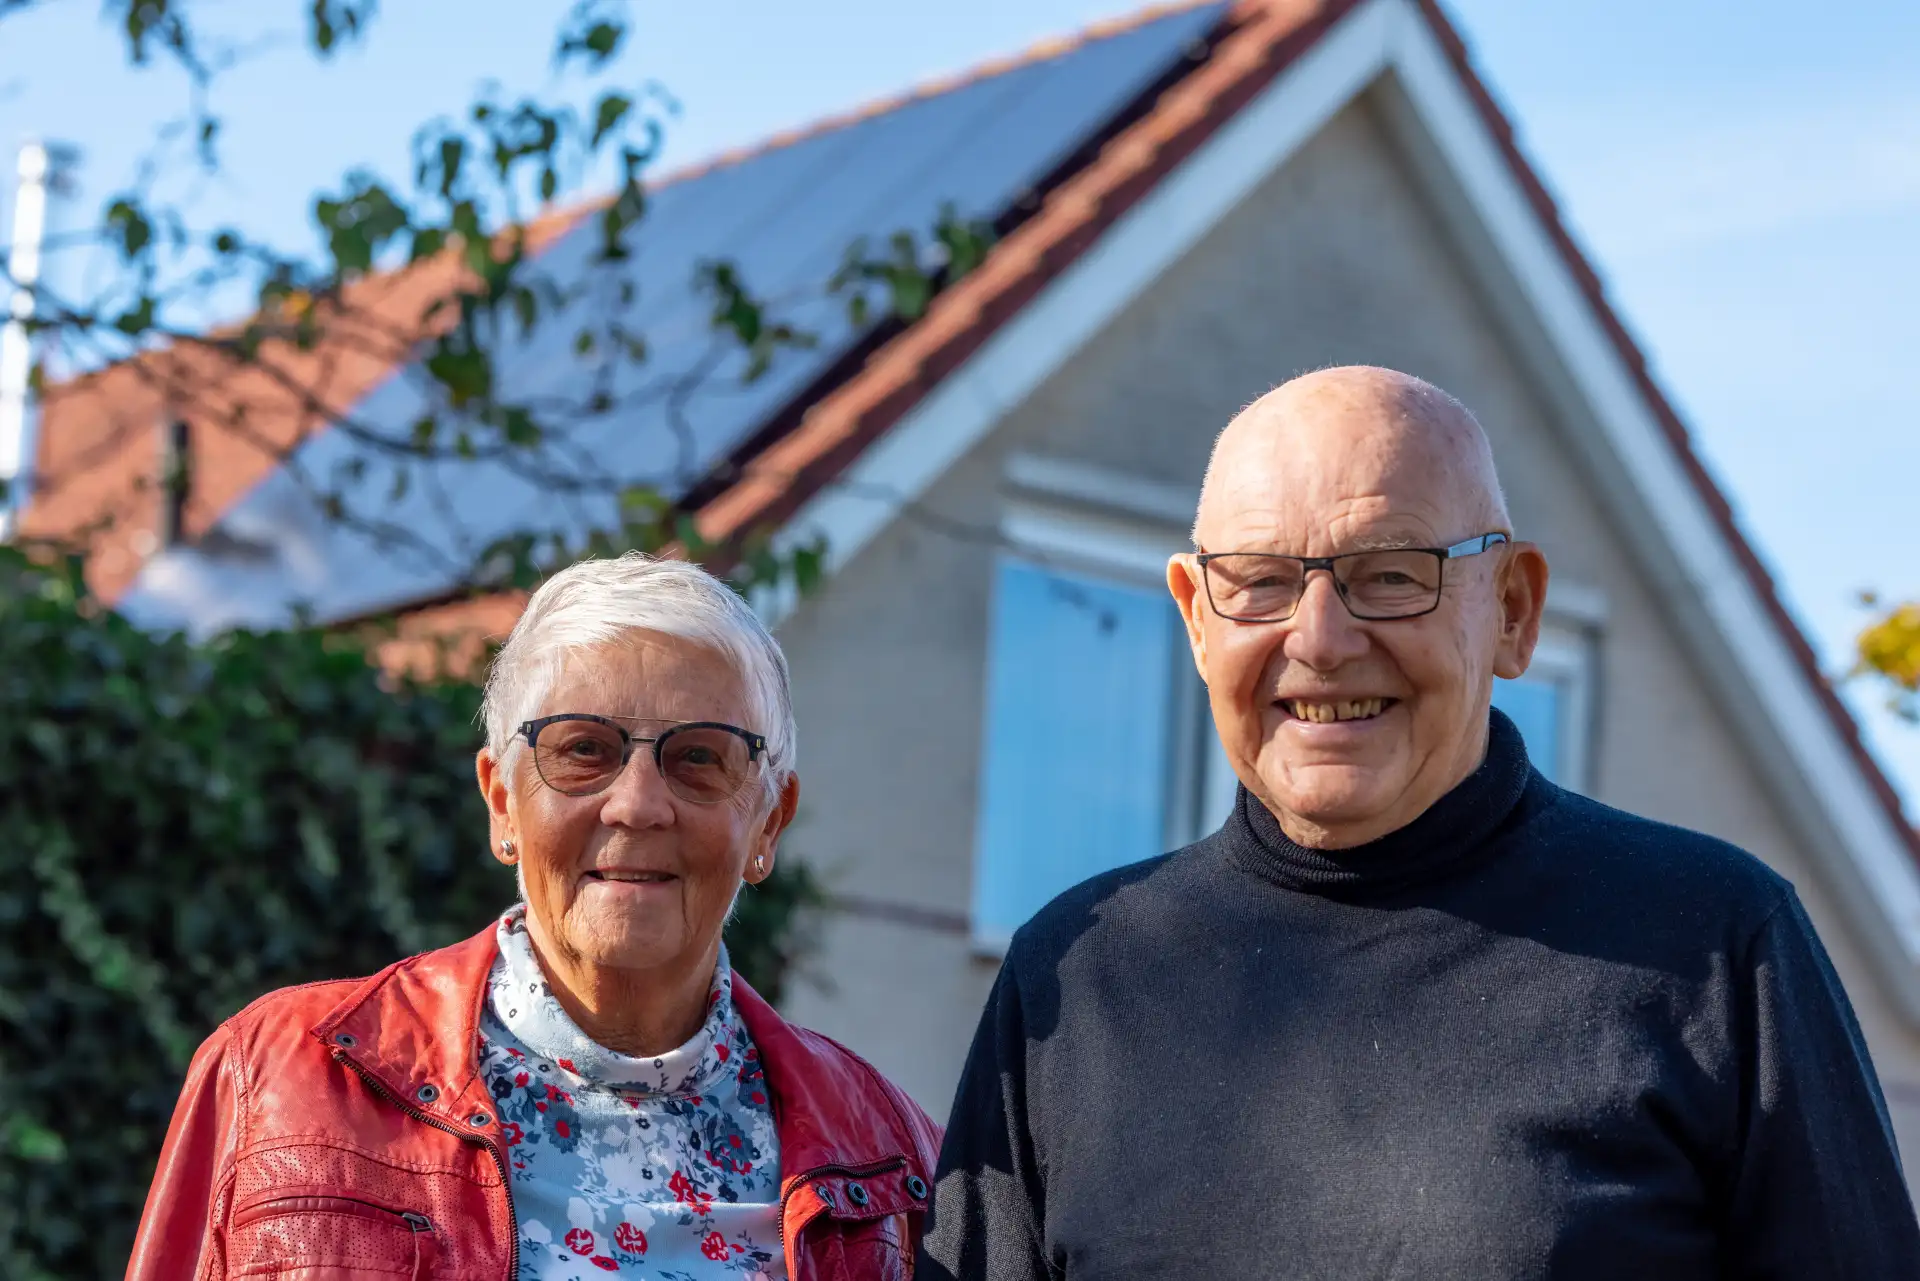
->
[[744, 772, 801, 885], [476, 748, 517, 866]]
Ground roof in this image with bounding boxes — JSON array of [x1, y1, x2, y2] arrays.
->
[[29, 1, 1920, 959], [21, 206, 585, 602], [71, 0, 1230, 630]]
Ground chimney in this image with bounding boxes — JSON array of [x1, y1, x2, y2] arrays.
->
[[159, 417, 192, 548]]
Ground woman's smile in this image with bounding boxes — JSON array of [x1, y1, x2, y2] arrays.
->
[[579, 866, 680, 897]]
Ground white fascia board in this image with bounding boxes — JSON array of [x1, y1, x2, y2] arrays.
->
[[1382, 1, 1920, 983]]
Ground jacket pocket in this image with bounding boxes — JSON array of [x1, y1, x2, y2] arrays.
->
[[228, 1193, 436, 1279], [808, 1212, 914, 1281]]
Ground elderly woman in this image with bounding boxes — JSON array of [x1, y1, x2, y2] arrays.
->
[[129, 554, 939, 1280]]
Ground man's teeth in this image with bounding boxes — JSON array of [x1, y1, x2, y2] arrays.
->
[[1286, 698, 1387, 723]]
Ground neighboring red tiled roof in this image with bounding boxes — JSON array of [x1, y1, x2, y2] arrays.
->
[[24, 206, 586, 602]]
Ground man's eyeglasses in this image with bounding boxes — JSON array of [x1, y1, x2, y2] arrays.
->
[[1195, 532, 1510, 623], [516, 714, 768, 803]]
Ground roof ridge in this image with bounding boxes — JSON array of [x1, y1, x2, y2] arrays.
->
[[647, 0, 1225, 192]]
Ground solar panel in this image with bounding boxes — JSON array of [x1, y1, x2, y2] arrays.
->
[[120, 4, 1227, 633]]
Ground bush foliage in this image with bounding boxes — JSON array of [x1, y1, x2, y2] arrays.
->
[[0, 549, 819, 1278]]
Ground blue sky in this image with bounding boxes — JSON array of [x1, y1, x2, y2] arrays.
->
[[3, 0, 1916, 803]]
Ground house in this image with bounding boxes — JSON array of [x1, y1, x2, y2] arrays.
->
[[26, 0, 1920, 1168]]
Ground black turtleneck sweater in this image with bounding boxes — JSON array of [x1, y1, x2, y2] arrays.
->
[[920, 711, 1920, 1280]]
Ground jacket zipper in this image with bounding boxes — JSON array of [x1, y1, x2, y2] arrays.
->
[[775, 1156, 909, 1237], [333, 1048, 521, 1281], [231, 1192, 435, 1233]]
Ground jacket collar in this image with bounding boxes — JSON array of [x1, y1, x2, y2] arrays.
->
[[306, 923, 935, 1182], [730, 968, 934, 1177], [308, 926, 501, 1143]]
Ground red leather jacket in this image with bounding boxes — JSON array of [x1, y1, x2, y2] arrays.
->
[[126, 925, 942, 1280]]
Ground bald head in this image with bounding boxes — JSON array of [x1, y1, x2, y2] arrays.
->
[[1194, 366, 1508, 550]]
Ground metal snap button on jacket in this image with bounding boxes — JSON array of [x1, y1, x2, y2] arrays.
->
[[846, 1182, 870, 1207], [905, 1174, 928, 1200], [814, 1183, 836, 1208], [415, 1084, 439, 1103]]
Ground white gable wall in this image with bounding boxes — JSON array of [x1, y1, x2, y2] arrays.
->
[[767, 83, 1920, 1166]]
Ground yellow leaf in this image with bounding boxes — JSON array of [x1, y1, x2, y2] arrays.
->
[[1857, 602, 1920, 692]]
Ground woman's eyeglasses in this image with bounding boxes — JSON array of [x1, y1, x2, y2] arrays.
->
[[515, 714, 767, 804]]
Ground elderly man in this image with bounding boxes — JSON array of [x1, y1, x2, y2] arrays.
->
[[921, 367, 1920, 1279]]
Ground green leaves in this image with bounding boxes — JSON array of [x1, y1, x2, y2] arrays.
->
[[830, 202, 998, 328], [2, 1118, 65, 1165], [555, 0, 629, 70], [105, 198, 152, 260], [592, 92, 634, 148], [423, 335, 494, 409], [934, 202, 995, 281], [696, 259, 817, 383], [315, 174, 410, 279], [309, 0, 377, 55], [118, 0, 189, 67], [111, 296, 156, 337]]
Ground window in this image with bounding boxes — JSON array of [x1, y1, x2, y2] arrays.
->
[[971, 557, 1182, 948], [1491, 676, 1564, 782], [1493, 625, 1594, 790]]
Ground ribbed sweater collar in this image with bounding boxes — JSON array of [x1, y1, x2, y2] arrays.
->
[[1223, 708, 1534, 899]]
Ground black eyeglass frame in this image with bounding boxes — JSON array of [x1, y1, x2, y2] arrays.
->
[[515, 713, 769, 801], [1194, 532, 1512, 623]]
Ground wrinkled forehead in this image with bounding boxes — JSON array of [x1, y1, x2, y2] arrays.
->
[[1200, 399, 1491, 555], [542, 631, 749, 724]]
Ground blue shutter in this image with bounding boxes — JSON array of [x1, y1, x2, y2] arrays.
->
[[972, 558, 1175, 944], [1491, 677, 1562, 782]]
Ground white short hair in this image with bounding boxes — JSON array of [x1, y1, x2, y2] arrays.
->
[[481, 553, 796, 801]]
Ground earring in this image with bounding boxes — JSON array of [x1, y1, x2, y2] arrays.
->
[[753, 855, 764, 871], [500, 839, 516, 860]]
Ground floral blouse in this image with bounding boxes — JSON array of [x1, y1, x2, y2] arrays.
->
[[477, 906, 783, 1279]]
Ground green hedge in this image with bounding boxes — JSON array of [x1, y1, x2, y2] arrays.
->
[[0, 549, 819, 1279]]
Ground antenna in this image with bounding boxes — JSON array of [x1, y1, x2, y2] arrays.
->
[[0, 140, 77, 542]]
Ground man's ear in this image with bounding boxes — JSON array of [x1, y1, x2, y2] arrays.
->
[[1167, 553, 1210, 682], [1492, 542, 1551, 680]]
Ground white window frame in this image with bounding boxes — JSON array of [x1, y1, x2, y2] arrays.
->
[[1503, 619, 1596, 793]]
